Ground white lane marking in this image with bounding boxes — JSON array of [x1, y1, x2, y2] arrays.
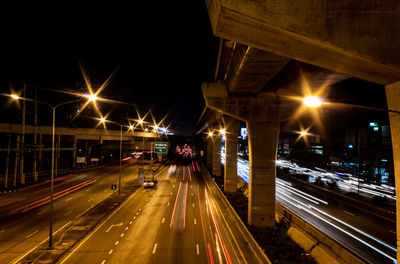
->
[[167, 202, 170, 207], [152, 243, 158, 254], [192, 203, 194, 208], [136, 212, 139, 215], [139, 208, 142, 211], [173, 185, 175, 188], [25, 230, 39, 239], [0, 230, 5, 234], [133, 216, 136, 219], [106, 222, 123, 233], [344, 211, 355, 216], [64, 211, 72, 216], [196, 244, 200, 255], [170, 192, 173, 196], [194, 219, 196, 225], [115, 241, 119, 245], [190, 185, 192, 188], [129, 221, 132, 224], [121, 233, 124, 237], [88, 197, 94, 202], [125, 227, 128, 230], [108, 249, 113, 254], [36, 209, 46, 215], [389, 229, 396, 234], [65, 197, 72, 202], [162, 217, 165, 224], [143, 190, 146, 193], [101, 260, 106, 264]]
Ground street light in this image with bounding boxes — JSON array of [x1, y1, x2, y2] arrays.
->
[[300, 131, 308, 136], [9, 94, 87, 249], [98, 118, 127, 196], [10, 94, 20, 100], [303, 96, 323, 108]]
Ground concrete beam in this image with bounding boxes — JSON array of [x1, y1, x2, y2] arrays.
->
[[0, 123, 158, 140], [205, 0, 400, 84], [202, 82, 281, 122]]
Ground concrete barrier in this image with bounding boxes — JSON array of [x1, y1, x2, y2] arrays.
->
[[276, 203, 367, 264]]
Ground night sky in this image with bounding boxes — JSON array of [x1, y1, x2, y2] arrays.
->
[[0, 2, 219, 136]]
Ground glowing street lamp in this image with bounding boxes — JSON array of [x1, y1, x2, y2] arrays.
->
[[208, 131, 213, 137], [85, 93, 97, 102], [220, 129, 226, 135], [8, 93, 86, 249], [300, 131, 308, 136], [303, 96, 322, 108], [10, 94, 20, 100], [138, 119, 144, 124], [129, 125, 134, 130]]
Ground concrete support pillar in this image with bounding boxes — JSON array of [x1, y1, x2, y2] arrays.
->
[[385, 81, 400, 263], [206, 138, 213, 170], [212, 134, 222, 177], [72, 136, 77, 169], [223, 116, 240, 192], [247, 120, 280, 227]]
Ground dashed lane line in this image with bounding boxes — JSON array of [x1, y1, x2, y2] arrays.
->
[[152, 243, 158, 254]]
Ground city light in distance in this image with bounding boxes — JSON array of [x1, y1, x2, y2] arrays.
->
[[129, 125, 134, 130], [208, 131, 213, 137], [100, 117, 106, 123], [220, 129, 225, 135]]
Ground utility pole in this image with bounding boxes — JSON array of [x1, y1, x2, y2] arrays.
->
[[33, 86, 38, 181], [20, 84, 26, 185], [14, 134, 20, 188], [5, 134, 11, 188]]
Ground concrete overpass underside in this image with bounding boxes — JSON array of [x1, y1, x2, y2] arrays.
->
[[198, 1, 400, 261]]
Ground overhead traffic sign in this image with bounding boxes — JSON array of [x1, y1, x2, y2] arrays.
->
[[154, 142, 168, 153]]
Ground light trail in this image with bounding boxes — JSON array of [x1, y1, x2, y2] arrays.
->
[[205, 188, 232, 264], [170, 181, 182, 228], [183, 182, 188, 229]]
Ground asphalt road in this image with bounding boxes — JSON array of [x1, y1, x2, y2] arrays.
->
[[59, 161, 269, 264], [0, 158, 144, 264]]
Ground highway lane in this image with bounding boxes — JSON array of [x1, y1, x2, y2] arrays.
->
[[276, 178, 396, 264], [0, 157, 144, 264], [60, 161, 268, 264], [234, 157, 396, 263]]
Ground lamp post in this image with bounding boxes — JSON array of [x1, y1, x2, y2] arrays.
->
[[99, 118, 129, 195], [9, 94, 84, 249]]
